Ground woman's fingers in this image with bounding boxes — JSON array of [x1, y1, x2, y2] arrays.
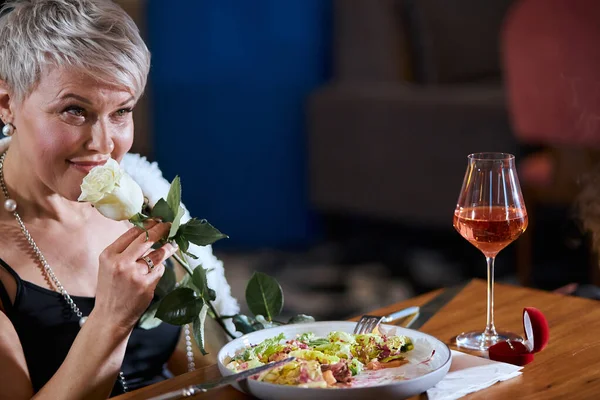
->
[[123, 222, 172, 259], [106, 219, 160, 254], [138, 254, 166, 278], [140, 242, 179, 284], [95, 222, 178, 331]]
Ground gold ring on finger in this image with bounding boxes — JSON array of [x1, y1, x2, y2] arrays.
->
[[142, 255, 155, 273]]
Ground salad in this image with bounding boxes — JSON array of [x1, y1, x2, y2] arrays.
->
[[225, 330, 415, 388]]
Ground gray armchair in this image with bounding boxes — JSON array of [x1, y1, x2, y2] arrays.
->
[[308, 0, 518, 227]]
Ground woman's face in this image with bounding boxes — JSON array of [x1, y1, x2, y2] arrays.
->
[[10, 67, 136, 201]]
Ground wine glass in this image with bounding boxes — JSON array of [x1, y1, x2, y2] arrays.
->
[[453, 152, 528, 350]]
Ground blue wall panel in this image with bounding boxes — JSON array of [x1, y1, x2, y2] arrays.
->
[[147, 0, 332, 249]]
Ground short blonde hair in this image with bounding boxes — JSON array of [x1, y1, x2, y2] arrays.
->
[[0, 0, 151, 103]]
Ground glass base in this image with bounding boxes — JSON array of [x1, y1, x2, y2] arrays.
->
[[456, 330, 523, 351]]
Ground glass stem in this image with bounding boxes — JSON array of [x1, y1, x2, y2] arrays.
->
[[484, 256, 498, 338]]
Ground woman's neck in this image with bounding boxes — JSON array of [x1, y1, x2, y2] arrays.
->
[[2, 147, 92, 225]]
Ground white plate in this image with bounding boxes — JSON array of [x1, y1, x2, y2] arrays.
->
[[217, 321, 452, 400]]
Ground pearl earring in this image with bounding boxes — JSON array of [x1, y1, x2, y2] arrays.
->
[[2, 122, 14, 137]]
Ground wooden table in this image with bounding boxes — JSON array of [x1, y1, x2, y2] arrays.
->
[[114, 279, 600, 399]]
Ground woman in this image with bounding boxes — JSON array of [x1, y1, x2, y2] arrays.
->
[[0, 0, 238, 398]]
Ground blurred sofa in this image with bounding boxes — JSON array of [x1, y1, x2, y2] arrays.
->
[[308, 0, 518, 227]]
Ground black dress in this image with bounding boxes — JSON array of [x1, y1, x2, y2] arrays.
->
[[0, 258, 181, 397]]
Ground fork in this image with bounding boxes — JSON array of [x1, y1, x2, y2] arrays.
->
[[353, 306, 420, 334]]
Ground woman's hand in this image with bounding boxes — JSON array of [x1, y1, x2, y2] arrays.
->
[[92, 220, 178, 332]]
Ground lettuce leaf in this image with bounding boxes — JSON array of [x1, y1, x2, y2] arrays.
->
[[289, 349, 341, 365], [348, 358, 364, 376], [234, 332, 286, 363]]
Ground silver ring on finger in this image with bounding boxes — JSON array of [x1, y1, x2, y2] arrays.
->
[[141, 255, 155, 273]]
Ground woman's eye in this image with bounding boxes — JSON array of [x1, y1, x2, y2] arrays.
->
[[63, 106, 85, 117], [115, 108, 133, 117]]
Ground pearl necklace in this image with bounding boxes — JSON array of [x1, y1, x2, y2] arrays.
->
[[0, 152, 195, 393]]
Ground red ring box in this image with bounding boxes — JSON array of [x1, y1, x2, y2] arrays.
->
[[488, 307, 549, 366]]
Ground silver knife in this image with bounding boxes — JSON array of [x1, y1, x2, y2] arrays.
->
[[146, 357, 295, 400], [407, 282, 467, 330], [381, 306, 420, 324]]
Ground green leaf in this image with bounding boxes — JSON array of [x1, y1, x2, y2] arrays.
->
[[192, 304, 209, 355], [192, 266, 213, 302], [183, 250, 198, 260], [252, 320, 268, 331], [151, 198, 175, 223], [155, 266, 176, 298], [156, 287, 204, 325], [138, 301, 163, 330], [175, 236, 189, 254], [166, 176, 181, 218], [232, 314, 256, 334], [178, 275, 199, 297], [254, 314, 277, 329], [245, 272, 283, 321], [129, 213, 147, 225], [129, 213, 149, 240], [180, 219, 228, 246], [169, 206, 185, 239], [287, 314, 315, 324]]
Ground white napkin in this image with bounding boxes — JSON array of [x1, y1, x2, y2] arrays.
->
[[426, 350, 523, 400]]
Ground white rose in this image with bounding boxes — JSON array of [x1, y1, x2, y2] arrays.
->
[[78, 158, 144, 221]]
